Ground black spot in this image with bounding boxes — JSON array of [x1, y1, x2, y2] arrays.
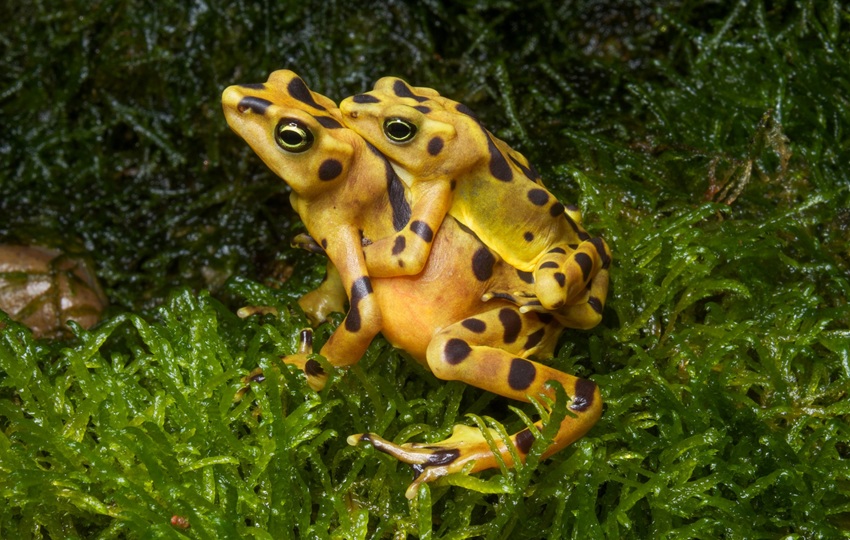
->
[[549, 202, 565, 217], [591, 237, 611, 269], [508, 358, 537, 391], [288, 77, 326, 110], [455, 103, 478, 119], [352, 93, 380, 104], [553, 272, 566, 287], [318, 159, 343, 181], [427, 449, 460, 466], [444, 339, 472, 365], [304, 359, 325, 377], [515, 428, 536, 454], [516, 269, 534, 283], [499, 308, 522, 344], [462, 318, 486, 333], [570, 379, 597, 412], [527, 189, 549, 206], [410, 220, 434, 242], [236, 96, 272, 115], [524, 328, 545, 349], [539, 261, 559, 270], [535, 312, 554, 325], [350, 276, 373, 302], [412, 449, 461, 476], [579, 231, 591, 241], [392, 79, 429, 102], [472, 247, 495, 281], [486, 133, 513, 182], [314, 116, 343, 129], [345, 305, 361, 332], [371, 142, 411, 231], [548, 247, 566, 255], [427, 136, 444, 156], [564, 213, 581, 233], [239, 83, 265, 90], [523, 231, 534, 242], [392, 236, 406, 255], [575, 252, 593, 282], [346, 276, 373, 332], [321, 238, 328, 249], [450, 180, 457, 190], [509, 154, 541, 182], [588, 296, 603, 314], [413, 105, 431, 113], [488, 292, 517, 302]]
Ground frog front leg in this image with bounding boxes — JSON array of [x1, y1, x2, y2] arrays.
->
[[286, 230, 383, 390], [362, 179, 453, 277], [348, 306, 602, 498]]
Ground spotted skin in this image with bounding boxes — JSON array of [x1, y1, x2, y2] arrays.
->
[[224, 70, 603, 499], [339, 77, 612, 322]]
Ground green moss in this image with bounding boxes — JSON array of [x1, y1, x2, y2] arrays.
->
[[1, 0, 849, 537]]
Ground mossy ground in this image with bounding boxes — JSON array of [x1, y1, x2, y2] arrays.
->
[[1, 1, 848, 538]]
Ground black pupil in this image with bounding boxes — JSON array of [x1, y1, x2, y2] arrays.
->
[[386, 119, 414, 140], [280, 126, 305, 146]]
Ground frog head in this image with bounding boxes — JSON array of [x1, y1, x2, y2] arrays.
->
[[222, 70, 356, 197], [339, 77, 485, 179]]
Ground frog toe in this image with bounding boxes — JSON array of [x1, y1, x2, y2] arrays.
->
[[348, 431, 471, 498], [481, 290, 543, 311], [283, 352, 328, 391]]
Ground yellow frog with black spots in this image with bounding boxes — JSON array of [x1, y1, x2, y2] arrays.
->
[[339, 78, 611, 326], [222, 70, 602, 499]]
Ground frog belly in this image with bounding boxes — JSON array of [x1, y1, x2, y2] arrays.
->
[[370, 218, 493, 364]]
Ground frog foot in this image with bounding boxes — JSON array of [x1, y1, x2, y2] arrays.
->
[[291, 232, 326, 254], [348, 424, 514, 499], [280, 328, 329, 391], [534, 238, 612, 311], [480, 290, 544, 311], [237, 329, 328, 397]]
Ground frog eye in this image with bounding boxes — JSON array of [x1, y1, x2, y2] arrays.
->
[[275, 119, 314, 153], [383, 117, 417, 143]]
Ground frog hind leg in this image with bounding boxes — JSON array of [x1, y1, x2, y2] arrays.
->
[[533, 237, 612, 312], [348, 307, 602, 498]]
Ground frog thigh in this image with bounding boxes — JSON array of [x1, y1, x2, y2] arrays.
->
[[350, 306, 602, 498], [362, 180, 453, 277]]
